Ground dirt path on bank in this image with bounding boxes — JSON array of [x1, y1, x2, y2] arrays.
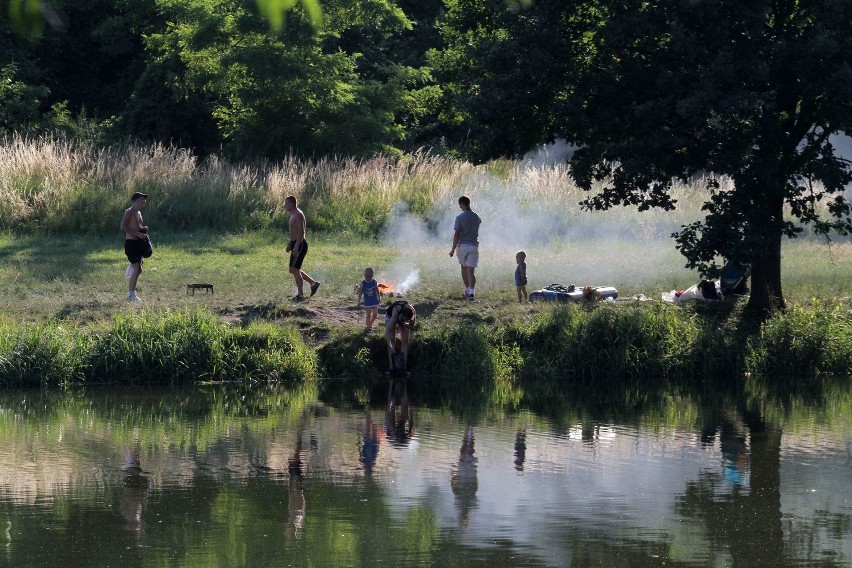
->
[[219, 301, 370, 329]]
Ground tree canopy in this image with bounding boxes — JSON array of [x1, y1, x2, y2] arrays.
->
[[1, 0, 443, 157], [435, 0, 852, 314]]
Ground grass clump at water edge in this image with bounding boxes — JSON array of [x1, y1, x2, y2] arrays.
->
[[0, 308, 317, 387]]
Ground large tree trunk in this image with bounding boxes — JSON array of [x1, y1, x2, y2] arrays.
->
[[745, 229, 785, 315], [743, 182, 786, 317]]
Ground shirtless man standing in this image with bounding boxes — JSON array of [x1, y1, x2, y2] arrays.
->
[[284, 195, 320, 301], [120, 192, 149, 302]]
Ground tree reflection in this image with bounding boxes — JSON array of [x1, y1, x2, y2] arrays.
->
[[677, 403, 784, 566], [0, 377, 847, 566]]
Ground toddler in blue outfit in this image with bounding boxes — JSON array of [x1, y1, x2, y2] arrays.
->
[[357, 267, 380, 330], [515, 251, 528, 303]]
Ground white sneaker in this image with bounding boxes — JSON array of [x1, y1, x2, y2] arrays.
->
[[127, 292, 141, 302], [125, 264, 134, 279]]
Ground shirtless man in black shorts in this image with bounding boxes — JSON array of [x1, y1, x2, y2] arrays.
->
[[284, 195, 320, 301], [120, 192, 149, 302]]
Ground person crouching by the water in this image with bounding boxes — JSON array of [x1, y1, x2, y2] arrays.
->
[[120, 191, 149, 302], [385, 300, 416, 374], [515, 250, 528, 303], [357, 267, 380, 331]]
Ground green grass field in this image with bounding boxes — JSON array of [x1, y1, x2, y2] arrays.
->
[[0, 231, 849, 326]]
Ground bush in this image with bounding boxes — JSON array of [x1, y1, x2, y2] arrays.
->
[[0, 308, 317, 387], [745, 302, 852, 377]]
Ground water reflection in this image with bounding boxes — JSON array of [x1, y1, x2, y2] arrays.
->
[[679, 415, 786, 566], [119, 442, 150, 537], [286, 428, 306, 539], [513, 429, 526, 472], [0, 379, 847, 567], [451, 426, 478, 529], [385, 377, 414, 447], [359, 412, 380, 476]]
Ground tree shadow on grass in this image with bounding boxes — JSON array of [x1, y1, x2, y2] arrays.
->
[[0, 235, 119, 284], [0, 229, 283, 291]]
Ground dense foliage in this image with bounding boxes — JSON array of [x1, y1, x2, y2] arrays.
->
[[1, 0, 443, 157]]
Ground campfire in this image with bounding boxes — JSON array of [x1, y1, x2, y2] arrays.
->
[[377, 280, 397, 297], [354, 272, 417, 298]]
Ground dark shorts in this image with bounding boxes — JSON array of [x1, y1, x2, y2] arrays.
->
[[125, 239, 146, 264], [289, 240, 308, 270]]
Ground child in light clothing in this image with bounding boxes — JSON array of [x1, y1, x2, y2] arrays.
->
[[357, 267, 380, 330], [515, 251, 528, 303]]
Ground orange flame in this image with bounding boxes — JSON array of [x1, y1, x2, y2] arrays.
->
[[377, 279, 395, 296]]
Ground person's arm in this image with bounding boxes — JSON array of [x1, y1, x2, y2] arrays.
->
[[449, 229, 461, 257], [389, 307, 399, 327], [357, 283, 363, 306], [520, 264, 526, 282]]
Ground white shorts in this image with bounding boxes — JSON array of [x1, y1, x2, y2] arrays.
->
[[456, 244, 479, 268]]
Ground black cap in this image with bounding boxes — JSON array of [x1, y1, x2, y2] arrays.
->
[[131, 192, 148, 202]]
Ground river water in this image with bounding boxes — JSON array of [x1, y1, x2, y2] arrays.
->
[[0, 378, 849, 567]]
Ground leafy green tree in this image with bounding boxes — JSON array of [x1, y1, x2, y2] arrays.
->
[[34, 0, 154, 118], [2, 0, 157, 138], [377, 0, 446, 151], [431, 0, 592, 161], [1, 6, 51, 134], [132, 0, 416, 158], [0, 63, 48, 133], [569, 0, 852, 315], [437, 0, 852, 315], [4, 0, 439, 157]]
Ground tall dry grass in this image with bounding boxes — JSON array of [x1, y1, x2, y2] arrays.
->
[[0, 137, 474, 235], [0, 135, 847, 238]]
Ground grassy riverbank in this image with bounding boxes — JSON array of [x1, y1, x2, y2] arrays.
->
[[1, 231, 850, 321], [1, 232, 851, 386], [1, 139, 850, 385], [1, 295, 849, 388]]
